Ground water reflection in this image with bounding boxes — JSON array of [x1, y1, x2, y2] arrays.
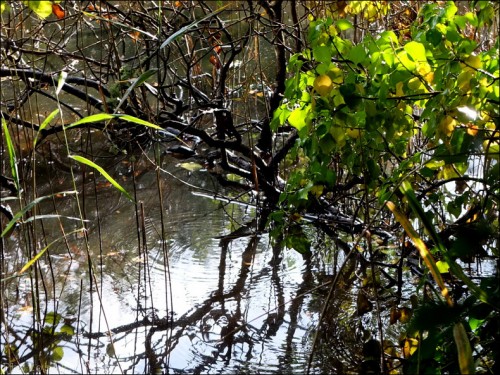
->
[[2, 148, 331, 373]]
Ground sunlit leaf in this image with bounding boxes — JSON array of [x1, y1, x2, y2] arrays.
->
[[159, 4, 229, 50], [177, 162, 203, 172], [404, 41, 427, 62], [52, 346, 64, 362], [2, 119, 20, 193], [34, 109, 59, 147], [24, 0, 53, 19], [1, 2, 10, 13], [65, 113, 115, 128], [288, 106, 309, 130], [65, 113, 163, 131], [55, 71, 67, 96], [18, 228, 84, 274], [336, 19, 353, 31], [453, 322, 474, 374], [69, 155, 134, 202], [396, 50, 416, 71], [436, 260, 450, 273], [403, 338, 419, 358], [113, 69, 158, 114], [118, 114, 162, 129]]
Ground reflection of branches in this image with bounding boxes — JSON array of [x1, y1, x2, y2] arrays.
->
[[79, 231, 340, 373], [78, 235, 284, 372]]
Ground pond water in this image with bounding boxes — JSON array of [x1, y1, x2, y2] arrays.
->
[[3, 3, 497, 374], [3, 141, 367, 374]]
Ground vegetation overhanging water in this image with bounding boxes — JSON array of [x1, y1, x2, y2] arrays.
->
[[1, 1, 499, 374]]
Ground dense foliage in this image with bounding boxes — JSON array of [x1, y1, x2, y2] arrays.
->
[[269, 1, 499, 373], [1, 1, 499, 373]]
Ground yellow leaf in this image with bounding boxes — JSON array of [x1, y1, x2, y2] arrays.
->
[[313, 74, 334, 97], [453, 322, 474, 374], [436, 260, 450, 273], [439, 115, 457, 137], [465, 55, 482, 69], [395, 81, 405, 96], [403, 338, 419, 358]]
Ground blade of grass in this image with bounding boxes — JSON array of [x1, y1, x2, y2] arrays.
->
[[113, 69, 158, 114], [118, 114, 162, 129], [23, 214, 90, 224], [55, 71, 67, 96], [1, 191, 78, 237], [34, 108, 59, 147], [386, 200, 454, 307], [159, 4, 229, 50], [399, 180, 491, 305], [18, 228, 86, 275], [453, 322, 475, 375], [64, 113, 115, 128], [2, 118, 20, 194], [82, 11, 158, 40], [68, 155, 134, 202], [64, 113, 187, 145], [65, 113, 160, 129]]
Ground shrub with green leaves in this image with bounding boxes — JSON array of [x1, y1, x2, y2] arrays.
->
[[272, 1, 498, 231]]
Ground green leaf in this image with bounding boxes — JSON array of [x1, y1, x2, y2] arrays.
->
[[336, 19, 353, 31], [1, 1, 10, 14], [284, 225, 311, 254], [106, 343, 116, 357], [34, 109, 59, 147], [396, 50, 416, 71], [159, 4, 229, 50], [118, 114, 163, 130], [60, 324, 75, 336], [18, 228, 83, 274], [404, 41, 427, 62], [444, 1, 458, 20], [453, 322, 474, 375], [288, 106, 309, 131], [113, 69, 158, 114], [348, 44, 367, 65], [45, 311, 62, 326], [0, 191, 78, 238], [65, 113, 115, 128], [177, 162, 203, 172], [426, 29, 442, 47], [468, 317, 483, 332], [65, 113, 163, 131], [313, 45, 332, 64], [52, 346, 64, 362], [24, 0, 52, 19], [2, 119, 20, 193], [436, 260, 450, 273], [69, 155, 134, 202]]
